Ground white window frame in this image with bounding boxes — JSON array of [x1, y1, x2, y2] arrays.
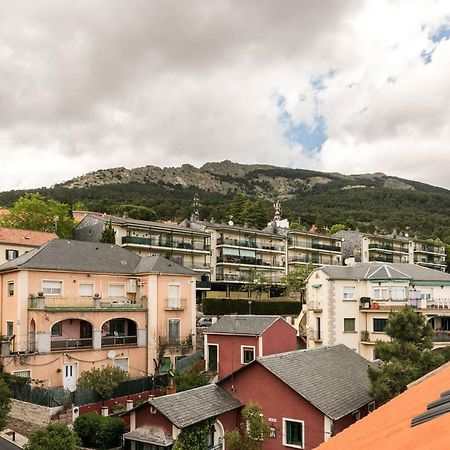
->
[[5, 249, 19, 260], [7, 281, 14, 296], [12, 370, 31, 378], [42, 279, 63, 296], [372, 287, 388, 300], [241, 345, 256, 365], [108, 282, 126, 298], [343, 286, 356, 301], [206, 343, 219, 372], [168, 283, 181, 309], [390, 286, 406, 301], [79, 282, 95, 298], [282, 418, 305, 449], [114, 357, 129, 373]]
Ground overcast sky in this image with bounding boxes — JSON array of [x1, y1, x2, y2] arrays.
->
[[1, 0, 449, 191]]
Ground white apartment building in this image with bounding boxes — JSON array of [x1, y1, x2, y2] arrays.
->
[[305, 263, 450, 360]]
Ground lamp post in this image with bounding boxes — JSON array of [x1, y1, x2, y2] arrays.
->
[[248, 300, 252, 315]]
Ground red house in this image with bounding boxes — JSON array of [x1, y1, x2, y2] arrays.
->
[[204, 315, 297, 379], [220, 344, 374, 450]]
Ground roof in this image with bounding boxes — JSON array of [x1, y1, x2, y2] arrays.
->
[[319, 262, 450, 283], [256, 345, 373, 420], [123, 426, 174, 446], [206, 315, 283, 336], [147, 384, 243, 428], [0, 239, 195, 276], [0, 227, 57, 247], [316, 362, 450, 450]]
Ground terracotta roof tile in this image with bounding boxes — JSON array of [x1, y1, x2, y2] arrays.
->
[[0, 227, 57, 247], [316, 362, 450, 450]]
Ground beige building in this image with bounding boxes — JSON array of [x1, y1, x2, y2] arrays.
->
[[74, 214, 211, 299], [0, 239, 196, 389], [304, 263, 450, 360], [0, 227, 57, 265]]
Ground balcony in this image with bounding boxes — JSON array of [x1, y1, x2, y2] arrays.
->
[[182, 262, 211, 271], [50, 337, 93, 351], [368, 243, 409, 253], [288, 240, 341, 252], [288, 255, 338, 265], [196, 280, 211, 289], [216, 273, 284, 283], [311, 242, 341, 252], [101, 335, 138, 347], [307, 301, 322, 311], [29, 295, 146, 311], [216, 255, 284, 268], [159, 335, 193, 351], [433, 331, 450, 342], [122, 236, 210, 252], [216, 238, 284, 252], [165, 298, 187, 311], [369, 255, 394, 263]]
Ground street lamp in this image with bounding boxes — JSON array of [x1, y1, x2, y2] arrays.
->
[[248, 300, 252, 315]]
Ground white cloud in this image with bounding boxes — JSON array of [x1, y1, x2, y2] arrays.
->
[[0, 0, 449, 191]]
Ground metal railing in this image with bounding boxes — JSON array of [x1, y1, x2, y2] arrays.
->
[[165, 298, 187, 310], [122, 236, 210, 252], [101, 335, 138, 347], [217, 238, 284, 252], [50, 337, 93, 351], [433, 331, 450, 342], [29, 296, 146, 310], [288, 240, 341, 252], [216, 255, 284, 267], [215, 273, 284, 283], [368, 243, 409, 253]]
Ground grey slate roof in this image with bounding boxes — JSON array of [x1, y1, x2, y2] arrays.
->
[[206, 315, 283, 336], [319, 262, 450, 282], [123, 426, 174, 446], [257, 344, 373, 420], [0, 239, 195, 276], [148, 384, 243, 428]]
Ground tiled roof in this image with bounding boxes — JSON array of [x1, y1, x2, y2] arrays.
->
[[123, 426, 174, 446], [148, 384, 243, 428], [257, 345, 373, 420], [319, 263, 450, 282], [206, 315, 283, 336], [316, 362, 450, 450], [0, 227, 57, 247], [0, 239, 195, 276]]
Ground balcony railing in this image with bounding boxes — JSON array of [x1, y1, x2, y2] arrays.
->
[[433, 331, 450, 342], [217, 238, 284, 252], [288, 240, 341, 251], [289, 255, 338, 265], [50, 337, 93, 351], [311, 242, 342, 252], [368, 243, 409, 253], [369, 255, 394, 263], [181, 262, 211, 271], [159, 335, 193, 350], [217, 255, 284, 267], [122, 236, 210, 252], [29, 296, 146, 310], [101, 335, 138, 347], [165, 298, 187, 310], [216, 273, 284, 283], [196, 280, 211, 289]]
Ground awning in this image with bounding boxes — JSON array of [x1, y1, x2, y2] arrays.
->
[[123, 426, 174, 446]]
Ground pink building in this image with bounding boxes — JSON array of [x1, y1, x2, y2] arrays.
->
[[0, 239, 197, 389], [204, 315, 297, 379]]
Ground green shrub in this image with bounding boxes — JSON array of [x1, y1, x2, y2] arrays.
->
[[97, 416, 126, 449], [24, 424, 81, 450], [202, 298, 302, 316], [73, 411, 102, 448]]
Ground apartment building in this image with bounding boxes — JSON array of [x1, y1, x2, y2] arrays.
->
[[304, 263, 450, 360], [0, 227, 57, 265], [74, 214, 211, 299], [0, 239, 196, 389], [335, 230, 446, 271]]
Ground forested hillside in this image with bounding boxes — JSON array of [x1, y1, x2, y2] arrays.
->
[[0, 161, 449, 241]]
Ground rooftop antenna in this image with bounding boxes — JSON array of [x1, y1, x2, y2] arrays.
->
[[192, 194, 202, 222]]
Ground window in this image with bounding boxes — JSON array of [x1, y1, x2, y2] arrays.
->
[[13, 370, 31, 378], [51, 323, 62, 336], [391, 287, 406, 301], [168, 284, 181, 308], [316, 317, 321, 341], [114, 358, 129, 373], [168, 319, 180, 345], [5, 249, 19, 260], [283, 418, 304, 448], [108, 283, 125, 298], [343, 286, 355, 300], [373, 318, 388, 332], [6, 321, 13, 337], [160, 356, 171, 373], [43, 280, 62, 296], [79, 282, 94, 297], [7, 281, 14, 296], [241, 346, 255, 364], [372, 287, 388, 300], [344, 318, 356, 332]]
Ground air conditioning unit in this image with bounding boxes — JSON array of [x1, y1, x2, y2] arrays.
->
[[127, 279, 137, 293]]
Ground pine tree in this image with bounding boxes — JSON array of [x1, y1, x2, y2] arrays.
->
[[100, 220, 116, 244]]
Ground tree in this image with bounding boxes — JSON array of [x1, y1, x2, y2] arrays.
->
[[24, 424, 81, 450], [330, 223, 347, 235], [76, 366, 129, 399], [241, 268, 270, 299], [0, 193, 75, 238], [369, 306, 448, 404], [174, 362, 212, 393], [225, 402, 270, 450], [0, 379, 11, 431], [100, 220, 116, 244], [113, 204, 157, 221], [173, 418, 216, 450], [282, 264, 315, 299]]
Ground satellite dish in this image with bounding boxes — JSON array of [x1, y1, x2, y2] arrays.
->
[[107, 350, 116, 359]]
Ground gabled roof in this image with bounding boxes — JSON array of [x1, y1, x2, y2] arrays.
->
[[316, 362, 450, 450], [206, 315, 285, 336], [256, 345, 373, 420], [147, 384, 243, 428], [319, 263, 450, 282], [0, 227, 57, 247], [0, 239, 195, 276]]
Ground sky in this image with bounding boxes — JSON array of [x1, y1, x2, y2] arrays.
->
[[0, 0, 449, 191]]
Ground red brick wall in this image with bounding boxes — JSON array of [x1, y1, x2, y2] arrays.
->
[[221, 363, 325, 450], [135, 406, 173, 435], [261, 319, 297, 356]]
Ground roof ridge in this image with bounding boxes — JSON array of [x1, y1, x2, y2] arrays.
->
[[257, 343, 343, 361]]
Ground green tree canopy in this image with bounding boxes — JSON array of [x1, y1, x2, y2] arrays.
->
[[241, 268, 270, 299], [24, 424, 81, 450], [282, 264, 315, 298], [0, 379, 11, 431], [330, 223, 347, 234], [0, 193, 75, 238], [77, 366, 129, 399], [174, 363, 212, 393], [113, 204, 157, 221], [100, 220, 116, 244], [369, 306, 449, 404]]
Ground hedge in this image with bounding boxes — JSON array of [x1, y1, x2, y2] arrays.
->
[[202, 298, 302, 316]]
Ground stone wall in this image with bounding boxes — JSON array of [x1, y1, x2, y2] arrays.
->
[[9, 399, 54, 427]]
